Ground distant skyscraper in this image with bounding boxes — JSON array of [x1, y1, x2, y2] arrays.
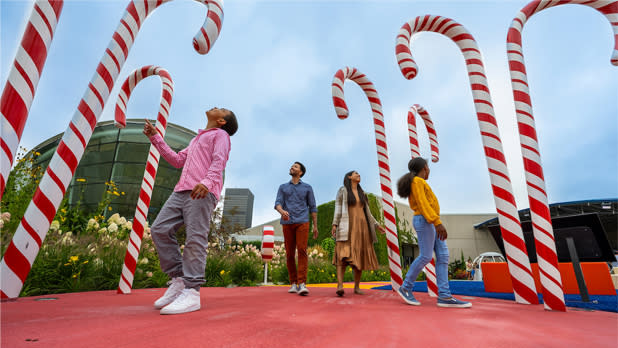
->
[[222, 188, 254, 230]]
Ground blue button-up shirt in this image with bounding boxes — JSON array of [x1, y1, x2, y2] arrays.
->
[[274, 180, 317, 224]]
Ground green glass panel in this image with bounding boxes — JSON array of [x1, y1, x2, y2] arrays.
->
[[154, 165, 181, 189], [115, 142, 151, 163], [110, 163, 147, 184], [80, 143, 117, 166], [118, 125, 150, 144], [87, 125, 119, 146], [164, 128, 194, 150], [74, 164, 112, 183]]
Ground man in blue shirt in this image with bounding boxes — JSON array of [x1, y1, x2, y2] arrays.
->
[[275, 161, 318, 295]]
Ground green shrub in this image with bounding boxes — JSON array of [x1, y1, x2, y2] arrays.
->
[[320, 238, 335, 259], [271, 263, 289, 284], [229, 256, 261, 286], [204, 254, 232, 287]]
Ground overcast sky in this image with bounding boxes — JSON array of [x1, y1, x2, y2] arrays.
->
[[2, 0, 617, 227]]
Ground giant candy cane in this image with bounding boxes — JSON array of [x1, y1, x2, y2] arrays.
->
[[407, 104, 439, 297], [331, 67, 403, 290], [396, 15, 539, 305], [408, 104, 439, 162], [506, 0, 618, 311], [0, 0, 224, 299], [114, 66, 174, 294], [1, 1, 63, 199]]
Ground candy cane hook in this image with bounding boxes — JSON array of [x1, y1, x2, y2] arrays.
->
[[408, 104, 439, 162], [407, 104, 439, 296], [396, 15, 539, 305], [506, 0, 617, 311], [114, 65, 174, 294], [0, 0, 224, 299], [331, 66, 403, 290], [1, 1, 63, 199]]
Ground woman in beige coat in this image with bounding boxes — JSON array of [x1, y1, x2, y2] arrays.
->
[[331, 171, 385, 296]]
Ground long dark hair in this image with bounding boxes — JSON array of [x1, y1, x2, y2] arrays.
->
[[343, 170, 367, 206], [397, 157, 427, 198]]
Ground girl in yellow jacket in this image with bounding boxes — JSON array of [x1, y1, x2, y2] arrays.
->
[[395, 157, 471, 308]]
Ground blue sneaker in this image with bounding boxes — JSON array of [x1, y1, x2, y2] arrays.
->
[[397, 287, 420, 306], [437, 297, 472, 308]]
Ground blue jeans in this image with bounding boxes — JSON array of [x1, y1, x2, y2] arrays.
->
[[401, 215, 451, 299]]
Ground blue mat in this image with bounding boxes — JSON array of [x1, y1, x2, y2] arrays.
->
[[373, 280, 618, 313]]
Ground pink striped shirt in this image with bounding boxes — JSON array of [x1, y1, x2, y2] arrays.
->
[[150, 127, 231, 200]]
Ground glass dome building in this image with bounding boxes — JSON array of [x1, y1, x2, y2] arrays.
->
[[32, 119, 196, 221]]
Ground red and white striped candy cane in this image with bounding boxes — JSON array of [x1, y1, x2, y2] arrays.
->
[[331, 67, 403, 290], [261, 226, 275, 262], [396, 15, 539, 305], [115, 65, 174, 294], [408, 104, 439, 162], [0, 0, 224, 299], [423, 259, 437, 297], [506, 0, 617, 311], [1, 1, 63, 199], [407, 104, 439, 295]]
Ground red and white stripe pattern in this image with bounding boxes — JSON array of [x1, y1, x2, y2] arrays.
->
[[396, 15, 539, 305], [0, 1, 63, 199], [423, 258, 438, 297], [116, 66, 174, 294], [0, 0, 224, 299], [506, 0, 617, 311], [407, 104, 439, 295], [408, 104, 439, 162], [331, 67, 403, 290], [261, 226, 275, 262]]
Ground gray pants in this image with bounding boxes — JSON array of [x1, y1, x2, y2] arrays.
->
[[150, 191, 217, 290]]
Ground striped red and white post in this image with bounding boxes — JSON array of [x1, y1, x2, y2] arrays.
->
[[0, 0, 224, 299], [396, 15, 539, 305], [331, 67, 403, 291], [115, 66, 174, 294], [423, 259, 438, 297], [506, 0, 617, 311], [407, 104, 439, 296], [261, 226, 275, 284], [261, 225, 275, 263], [1, 1, 63, 199]]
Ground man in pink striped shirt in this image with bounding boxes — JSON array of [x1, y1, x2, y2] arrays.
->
[[143, 107, 238, 315]]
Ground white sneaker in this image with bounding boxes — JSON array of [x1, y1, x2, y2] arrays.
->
[[160, 288, 201, 315], [288, 283, 298, 293], [298, 283, 309, 296], [154, 277, 185, 309]]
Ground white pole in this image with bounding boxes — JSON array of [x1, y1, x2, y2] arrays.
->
[[263, 263, 268, 284]]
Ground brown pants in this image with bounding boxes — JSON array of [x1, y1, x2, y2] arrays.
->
[[282, 223, 309, 284]]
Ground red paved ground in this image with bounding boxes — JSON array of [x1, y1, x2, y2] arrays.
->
[[1, 285, 617, 347]]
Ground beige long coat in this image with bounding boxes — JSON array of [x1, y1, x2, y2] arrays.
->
[[331, 186, 379, 243]]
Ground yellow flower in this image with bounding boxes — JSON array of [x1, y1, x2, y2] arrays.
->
[[76, 178, 86, 182], [113, 191, 120, 196], [220, 270, 225, 275], [82, 260, 89, 264], [106, 190, 112, 194], [64, 263, 71, 266], [61, 208, 67, 213], [121, 192, 125, 195], [70, 256, 79, 262], [34, 152, 41, 156], [108, 207, 112, 211], [72, 274, 77, 278]]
